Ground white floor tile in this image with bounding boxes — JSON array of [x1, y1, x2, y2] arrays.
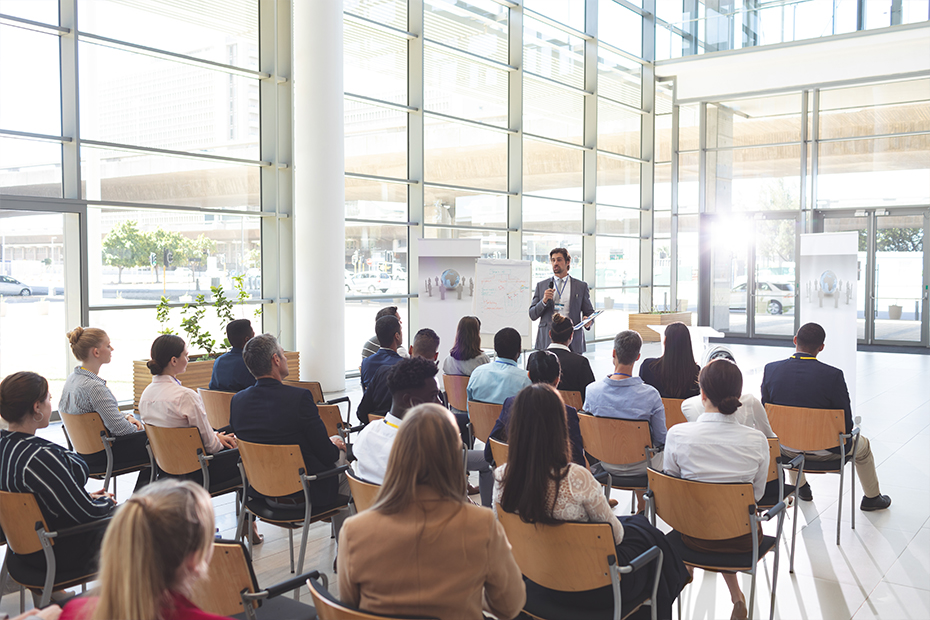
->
[[852, 581, 930, 620], [881, 529, 930, 591]]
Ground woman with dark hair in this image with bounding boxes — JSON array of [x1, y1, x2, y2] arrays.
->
[[639, 321, 700, 399], [494, 384, 688, 617], [484, 350, 585, 467], [441, 316, 490, 377], [0, 371, 114, 576], [663, 359, 769, 620], [338, 404, 525, 619], [546, 314, 595, 399]]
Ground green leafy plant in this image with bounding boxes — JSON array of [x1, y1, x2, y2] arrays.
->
[[156, 296, 176, 334], [180, 294, 216, 359]]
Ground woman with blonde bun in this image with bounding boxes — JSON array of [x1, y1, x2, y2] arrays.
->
[[59, 480, 227, 620], [59, 327, 150, 489]]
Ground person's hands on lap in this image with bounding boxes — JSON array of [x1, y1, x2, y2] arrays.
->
[[90, 489, 114, 501], [216, 432, 238, 449], [331, 436, 346, 452], [9, 604, 62, 620], [125, 414, 143, 430]]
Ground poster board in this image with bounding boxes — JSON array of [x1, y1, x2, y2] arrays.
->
[[473, 259, 533, 350], [418, 239, 482, 361]]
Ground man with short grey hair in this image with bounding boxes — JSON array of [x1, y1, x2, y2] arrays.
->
[[230, 334, 351, 533]]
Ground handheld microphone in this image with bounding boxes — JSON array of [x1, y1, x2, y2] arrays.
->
[[548, 279, 554, 290]]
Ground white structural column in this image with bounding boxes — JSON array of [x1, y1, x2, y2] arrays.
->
[[292, 0, 346, 391]]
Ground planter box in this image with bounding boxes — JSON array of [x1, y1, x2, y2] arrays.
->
[[133, 350, 299, 412], [888, 305, 903, 320], [628, 312, 692, 342]]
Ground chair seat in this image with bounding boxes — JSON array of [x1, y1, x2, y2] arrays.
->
[[523, 577, 646, 620], [758, 483, 796, 509], [665, 531, 777, 572], [802, 455, 853, 473], [86, 461, 151, 479], [244, 494, 350, 524], [229, 595, 316, 620], [607, 474, 648, 489], [6, 553, 95, 591]]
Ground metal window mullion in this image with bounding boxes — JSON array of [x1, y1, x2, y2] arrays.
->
[[640, 0, 656, 315], [423, 222, 512, 233], [344, 11, 416, 39], [597, 149, 647, 164], [800, 89, 808, 224], [507, 4, 523, 261], [424, 110, 515, 134], [812, 89, 820, 215], [344, 92, 418, 113], [581, 0, 598, 322], [423, 37, 516, 71], [524, 70, 593, 96], [81, 139, 270, 167], [0, 13, 69, 34], [598, 93, 648, 115], [408, 0, 425, 329], [670, 80, 679, 310], [0, 129, 71, 143], [423, 181, 515, 196], [346, 172, 417, 185], [697, 101, 709, 325], [524, 133, 592, 151], [523, 7, 592, 41], [597, 38, 650, 66]]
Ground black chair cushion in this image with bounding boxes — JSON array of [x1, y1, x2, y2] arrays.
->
[[245, 494, 351, 523], [522, 577, 648, 620], [608, 475, 648, 489], [803, 455, 852, 473], [6, 552, 95, 590], [230, 595, 317, 620], [665, 531, 776, 571]]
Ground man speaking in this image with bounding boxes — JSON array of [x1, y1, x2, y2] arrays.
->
[[528, 247, 594, 353]]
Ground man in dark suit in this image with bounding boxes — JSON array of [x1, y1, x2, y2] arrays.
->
[[761, 322, 890, 511], [230, 333, 351, 533], [357, 328, 440, 424], [360, 315, 403, 390], [528, 247, 594, 353], [208, 319, 256, 392]]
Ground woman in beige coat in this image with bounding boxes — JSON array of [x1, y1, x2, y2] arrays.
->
[[337, 403, 525, 620]]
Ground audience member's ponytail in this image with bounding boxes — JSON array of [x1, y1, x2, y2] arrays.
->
[[66, 326, 108, 362], [147, 334, 185, 375], [527, 350, 560, 385], [698, 359, 743, 415]]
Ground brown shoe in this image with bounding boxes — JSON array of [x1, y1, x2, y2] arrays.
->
[[467, 483, 480, 496]]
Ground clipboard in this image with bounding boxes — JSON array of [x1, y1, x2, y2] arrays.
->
[[572, 310, 603, 330]]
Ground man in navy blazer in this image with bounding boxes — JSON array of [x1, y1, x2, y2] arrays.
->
[[528, 247, 594, 353], [230, 333, 350, 520], [761, 322, 890, 511]]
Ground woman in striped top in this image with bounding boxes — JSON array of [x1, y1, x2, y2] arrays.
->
[[0, 371, 115, 574], [58, 327, 150, 490]]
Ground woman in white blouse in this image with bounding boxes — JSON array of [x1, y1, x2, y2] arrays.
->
[[494, 384, 688, 617]]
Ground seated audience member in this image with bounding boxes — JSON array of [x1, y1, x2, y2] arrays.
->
[[495, 384, 688, 618], [638, 321, 700, 399], [682, 392, 775, 436], [664, 359, 769, 620], [139, 335, 240, 490], [360, 315, 404, 391], [0, 371, 115, 576], [761, 322, 890, 510], [360, 306, 408, 361], [338, 404, 525, 620], [546, 314, 595, 400], [357, 328, 440, 424], [60, 480, 228, 620], [208, 319, 256, 392], [466, 327, 531, 405], [58, 326, 150, 490], [441, 316, 490, 379], [485, 351, 585, 467], [230, 334, 350, 535], [583, 330, 665, 511]]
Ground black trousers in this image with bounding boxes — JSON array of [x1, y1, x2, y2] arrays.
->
[[79, 430, 151, 491]]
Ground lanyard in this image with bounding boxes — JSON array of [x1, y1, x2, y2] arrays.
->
[[793, 354, 817, 360], [610, 372, 632, 379], [384, 419, 399, 429]]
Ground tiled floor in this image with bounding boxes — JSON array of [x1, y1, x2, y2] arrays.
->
[[2, 341, 928, 619]]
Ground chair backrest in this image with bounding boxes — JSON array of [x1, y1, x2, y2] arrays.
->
[[489, 438, 509, 466], [765, 403, 846, 452], [647, 469, 754, 540], [576, 413, 652, 465], [283, 379, 325, 403], [466, 401, 502, 445], [189, 541, 257, 616], [237, 439, 305, 498], [346, 469, 381, 513], [442, 375, 469, 411], [662, 398, 688, 429], [59, 411, 108, 455], [198, 389, 235, 430], [766, 437, 781, 483], [368, 414, 385, 423], [308, 577, 438, 620], [144, 425, 208, 476], [0, 491, 50, 554], [558, 390, 583, 410], [496, 506, 617, 592], [319, 404, 345, 438]]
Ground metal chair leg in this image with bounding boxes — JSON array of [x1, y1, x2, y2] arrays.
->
[[288, 529, 295, 573], [837, 465, 845, 545], [789, 490, 799, 573]]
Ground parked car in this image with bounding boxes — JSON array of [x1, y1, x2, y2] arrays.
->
[[730, 281, 795, 315], [0, 276, 32, 296], [351, 271, 393, 294]]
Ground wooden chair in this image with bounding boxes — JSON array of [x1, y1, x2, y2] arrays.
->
[[144, 425, 242, 499], [466, 401, 502, 446], [198, 388, 236, 430], [577, 413, 656, 510], [558, 389, 583, 410], [190, 540, 319, 618], [661, 398, 688, 429], [284, 380, 356, 443], [59, 411, 149, 499], [646, 469, 786, 620], [0, 491, 110, 610], [346, 469, 381, 513], [489, 438, 509, 466], [234, 439, 350, 574], [367, 414, 384, 423], [283, 379, 325, 403], [765, 403, 859, 546], [442, 375, 469, 412], [308, 576, 439, 620], [497, 505, 664, 620], [319, 404, 348, 439]]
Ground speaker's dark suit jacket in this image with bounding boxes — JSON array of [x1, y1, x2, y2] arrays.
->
[[547, 344, 596, 401], [230, 378, 341, 507], [528, 275, 594, 353], [760, 352, 853, 452]]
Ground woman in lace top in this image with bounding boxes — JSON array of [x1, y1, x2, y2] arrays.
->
[[494, 383, 689, 617]]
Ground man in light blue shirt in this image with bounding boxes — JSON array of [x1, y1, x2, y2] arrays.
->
[[466, 327, 531, 405]]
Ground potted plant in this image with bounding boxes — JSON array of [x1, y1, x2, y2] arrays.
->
[[627, 304, 691, 342], [888, 303, 903, 320]]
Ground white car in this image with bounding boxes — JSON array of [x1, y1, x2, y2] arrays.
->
[[0, 275, 32, 296], [730, 281, 795, 315]]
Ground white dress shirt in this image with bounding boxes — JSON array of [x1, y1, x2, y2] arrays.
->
[[553, 275, 571, 317], [681, 393, 776, 438], [664, 411, 769, 501], [353, 413, 402, 484], [139, 375, 222, 454]]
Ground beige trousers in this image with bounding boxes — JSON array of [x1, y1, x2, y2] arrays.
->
[[782, 434, 881, 498]]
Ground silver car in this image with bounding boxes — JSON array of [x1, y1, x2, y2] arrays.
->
[[0, 275, 32, 296]]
